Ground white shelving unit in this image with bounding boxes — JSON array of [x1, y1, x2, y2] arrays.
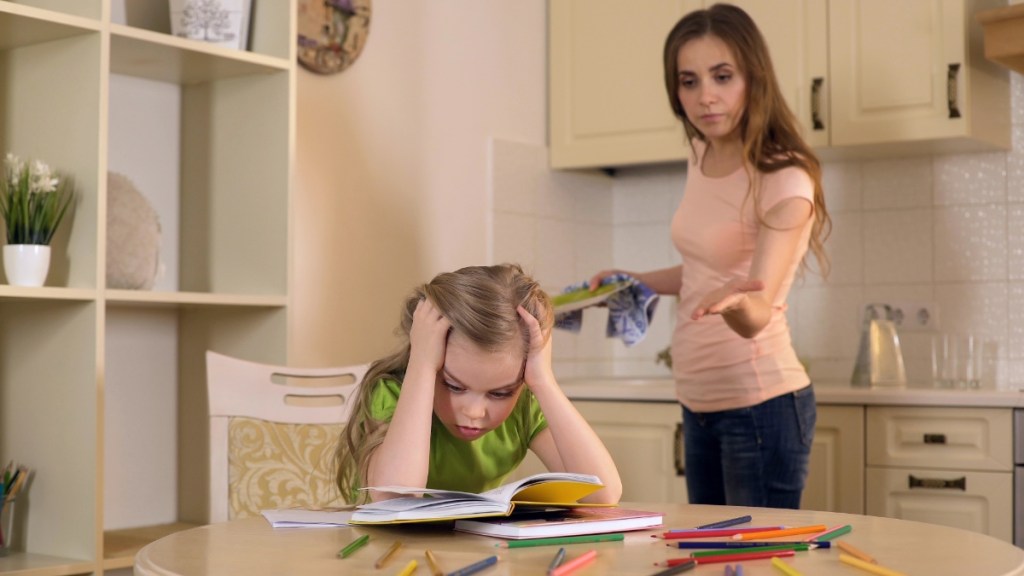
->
[[0, 1, 295, 574]]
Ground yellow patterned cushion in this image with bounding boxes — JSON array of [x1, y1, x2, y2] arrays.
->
[[227, 417, 346, 519]]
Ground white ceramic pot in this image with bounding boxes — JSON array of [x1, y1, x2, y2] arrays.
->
[[3, 244, 51, 287]]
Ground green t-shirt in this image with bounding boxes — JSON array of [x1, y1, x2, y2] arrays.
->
[[367, 378, 548, 493]]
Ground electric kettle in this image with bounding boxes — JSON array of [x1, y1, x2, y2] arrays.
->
[[851, 303, 907, 387]]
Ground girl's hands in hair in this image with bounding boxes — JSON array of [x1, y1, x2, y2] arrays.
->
[[407, 298, 451, 381], [517, 305, 555, 391], [691, 279, 765, 321]]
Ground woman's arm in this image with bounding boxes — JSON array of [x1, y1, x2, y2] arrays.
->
[[517, 307, 623, 504], [365, 299, 449, 499], [690, 196, 812, 338], [588, 265, 683, 296]]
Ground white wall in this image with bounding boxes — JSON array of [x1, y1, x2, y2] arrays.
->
[[291, 2, 547, 366]]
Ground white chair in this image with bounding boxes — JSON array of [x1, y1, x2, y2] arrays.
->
[[206, 350, 370, 523]]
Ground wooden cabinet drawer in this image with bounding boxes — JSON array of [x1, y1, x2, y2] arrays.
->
[[866, 407, 1012, 471], [866, 466, 1013, 543]]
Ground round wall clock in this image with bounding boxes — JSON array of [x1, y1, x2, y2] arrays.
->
[[297, 0, 372, 75]]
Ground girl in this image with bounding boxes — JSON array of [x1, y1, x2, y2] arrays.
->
[[590, 3, 830, 509], [336, 264, 622, 504]]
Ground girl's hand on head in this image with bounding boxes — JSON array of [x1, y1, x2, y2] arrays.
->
[[517, 306, 555, 390], [691, 279, 765, 321], [407, 298, 451, 378]]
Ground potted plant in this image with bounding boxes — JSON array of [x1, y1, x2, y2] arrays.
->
[[0, 153, 74, 287]]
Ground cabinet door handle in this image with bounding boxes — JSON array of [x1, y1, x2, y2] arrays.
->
[[674, 422, 685, 476], [811, 77, 825, 130], [947, 63, 961, 119], [923, 433, 947, 444], [908, 474, 966, 491]]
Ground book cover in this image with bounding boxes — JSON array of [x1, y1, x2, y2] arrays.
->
[[349, 472, 605, 525], [453, 506, 664, 539]]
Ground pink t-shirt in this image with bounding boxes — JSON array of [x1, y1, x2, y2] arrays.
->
[[670, 141, 813, 412]]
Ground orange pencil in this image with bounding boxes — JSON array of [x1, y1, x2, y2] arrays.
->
[[837, 540, 877, 564], [550, 549, 597, 576], [732, 525, 827, 541]]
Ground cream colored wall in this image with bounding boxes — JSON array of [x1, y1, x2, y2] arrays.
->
[[290, 2, 547, 365]]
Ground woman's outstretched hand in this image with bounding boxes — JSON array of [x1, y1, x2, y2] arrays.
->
[[691, 279, 765, 321]]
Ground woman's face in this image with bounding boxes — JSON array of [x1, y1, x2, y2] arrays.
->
[[675, 35, 747, 145], [432, 332, 525, 441]]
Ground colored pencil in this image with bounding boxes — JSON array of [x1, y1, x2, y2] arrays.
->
[[668, 540, 829, 550], [839, 553, 909, 576], [374, 541, 403, 569], [658, 550, 795, 567], [837, 540, 877, 563], [693, 549, 796, 565], [732, 524, 827, 541], [396, 559, 418, 576], [425, 549, 444, 576], [691, 543, 811, 557], [770, 556, 804, 576], [657, 526, 785, 540], [337, 534, 370, 558], [811, 524, 851, 542], [547, 547, 566, 574], [447, 555, 499, 576], [649, 558, 697, 575], [549, 549, 597, 576], [499, 533, 624, 548], [694, 515, 753, 530]]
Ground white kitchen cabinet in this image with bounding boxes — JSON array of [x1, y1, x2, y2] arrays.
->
[[549, 0, 1010, 169], [548, 0, 699, 169], [510, 400, 688, 503], [802, 405, 865, 514], [865, 406, 1014, 543]]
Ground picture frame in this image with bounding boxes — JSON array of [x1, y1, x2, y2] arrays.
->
[[169, 0, 253, 51]]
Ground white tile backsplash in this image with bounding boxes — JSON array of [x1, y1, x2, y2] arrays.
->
[[1009, 205, 1024, 281], [1009, 124, 1024, 202], [933, 152, 1007, 206], [862, 209, 933, 284], [821, 161, 863, 214], [933, 205, 1008, 282], [863, 157, 932, 209]]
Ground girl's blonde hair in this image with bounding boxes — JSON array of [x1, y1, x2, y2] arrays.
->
[[663, 3, 831, 277], [334, 263, 554, 503]]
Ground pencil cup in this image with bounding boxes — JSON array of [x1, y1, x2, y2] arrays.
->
[[0, 497, 16, 556]]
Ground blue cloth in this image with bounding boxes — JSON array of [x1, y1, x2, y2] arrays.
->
[[554, 274, 659, 347]]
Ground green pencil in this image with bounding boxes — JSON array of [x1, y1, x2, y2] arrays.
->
[[337, 533, 370, 558], [690, 543, 811, 557], [813, 524, 852, 542], [497, 533, 625, 548]]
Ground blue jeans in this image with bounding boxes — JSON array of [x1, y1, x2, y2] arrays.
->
[[682, 385, 816, 509]]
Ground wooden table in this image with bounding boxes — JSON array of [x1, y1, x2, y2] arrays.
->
[[134, 503, 1024, 575]]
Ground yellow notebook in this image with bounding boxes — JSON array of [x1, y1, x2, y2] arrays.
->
[[349, 472, 606, 524]]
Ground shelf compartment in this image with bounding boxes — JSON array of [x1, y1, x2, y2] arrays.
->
[[0, 287, 96, 302], [0, 3, 99, 51], [105, 290, 286, 308], [0, 552, 94, 576], [110, 24, 288, 85], [0, 300, 97, 565], [102, 521, 200, 570]]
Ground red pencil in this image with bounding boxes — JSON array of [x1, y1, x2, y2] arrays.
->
[[694, 549, 795, 565], [655, 526, 785, 540], [549, 549, 597, 576]]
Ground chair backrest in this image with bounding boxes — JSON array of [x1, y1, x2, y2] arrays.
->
[[206, 351, 370, 523]]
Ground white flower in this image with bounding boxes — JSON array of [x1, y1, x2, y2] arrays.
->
[[4, 153, 22, 187], [29, 160, 58, 194]]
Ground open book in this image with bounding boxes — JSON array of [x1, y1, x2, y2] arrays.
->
[[349, 472, 605, 524]]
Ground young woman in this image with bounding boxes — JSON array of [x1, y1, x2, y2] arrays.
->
[[590, 3, 830, 509], [335, 264, 621, 504]]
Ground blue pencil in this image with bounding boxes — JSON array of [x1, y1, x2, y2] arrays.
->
[[547, 547, 566, 574], [668, 540, 830, 549], [695, 515, 752, 530], [446, 554, 498, 576]]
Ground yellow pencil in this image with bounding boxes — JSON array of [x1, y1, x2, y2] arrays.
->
[[425, 549, 444, 576], [839, 553, 909, 576], [375, 541, 403, 569], [732, 524, 827, 541], [837, 540, 877, 564], [771, 556, 804, 576], [395, 559, 417, 576]]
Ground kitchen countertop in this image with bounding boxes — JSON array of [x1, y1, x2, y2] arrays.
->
[[559, 377, 1024, 408]]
